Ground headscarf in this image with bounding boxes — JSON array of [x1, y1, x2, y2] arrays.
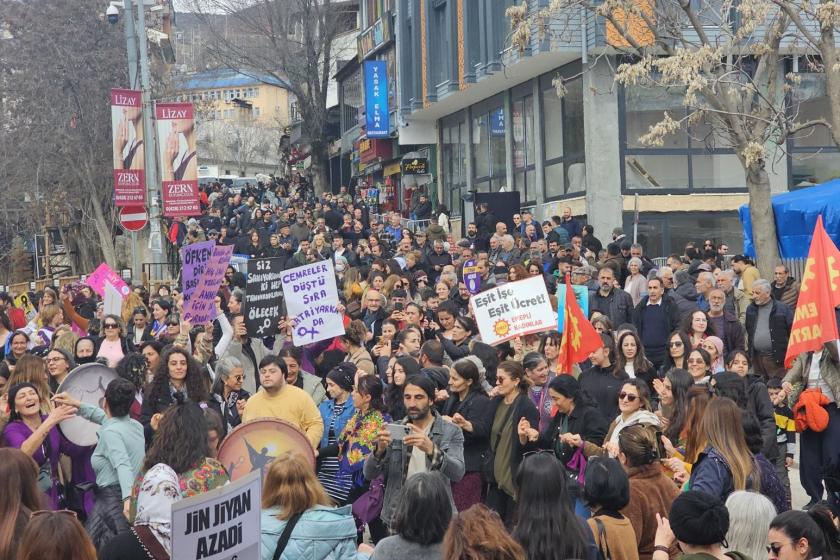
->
[[74, 336, 98, 365], [705, 335, 725, 373], [135, 463, 183, 554], [7, 382, 38, 421]]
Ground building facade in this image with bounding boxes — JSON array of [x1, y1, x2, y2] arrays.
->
[[174, 69, 294, 126], [333, 0, 437, 211], [393, 0, 840, 257]]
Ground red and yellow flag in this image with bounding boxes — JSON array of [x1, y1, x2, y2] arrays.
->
[[784, 216, 840, 367], [557, 275, 602, 374]]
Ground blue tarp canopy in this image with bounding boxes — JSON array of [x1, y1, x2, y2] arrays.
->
[[739, 179, 840, 259]]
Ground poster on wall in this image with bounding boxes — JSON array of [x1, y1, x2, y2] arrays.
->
[[156, 102, 200, 217], [110, 89, 146, 205]]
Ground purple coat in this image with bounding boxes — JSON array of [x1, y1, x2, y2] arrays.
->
[[3, 417, 95, 511]]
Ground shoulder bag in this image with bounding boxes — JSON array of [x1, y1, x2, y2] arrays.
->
[[272, 512, 303, 560]]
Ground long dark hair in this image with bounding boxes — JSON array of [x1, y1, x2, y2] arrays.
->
[[143, 394, 211, 473], [770, 509, 840, 560], [614, 331, 653, 376], [664, 368, 694, 442], [390, 472, 452, 546], [512, 453, 589, 560], [662, 330, 691, 371], [356, 374, 386, 413], [144, 346, 209, 408]]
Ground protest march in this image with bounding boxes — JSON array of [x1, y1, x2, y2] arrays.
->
[[2, 175, 840, 560]]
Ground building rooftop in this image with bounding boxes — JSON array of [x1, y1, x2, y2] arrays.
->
[[176, 69, 290, 91]]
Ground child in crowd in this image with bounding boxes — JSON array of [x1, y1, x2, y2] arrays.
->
[[768, 378, 796, 509]]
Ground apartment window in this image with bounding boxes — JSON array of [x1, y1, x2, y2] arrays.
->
[[252, 106, 261, 118], [622, 84, 745, 191], [430, 0, 450, 87], [340, 67, 363, 134], [541, 74, 585, 199]]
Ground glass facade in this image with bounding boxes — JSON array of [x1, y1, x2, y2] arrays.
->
[[472, 99, 506, 191], [441, 116, 468, 216], [788, 72, 840, 187], [541, 74, 585, 199], [627, 212, 744, 258], [621, 85, 745, 191]]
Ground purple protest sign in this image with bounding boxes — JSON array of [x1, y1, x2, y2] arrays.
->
[[182, 245, 234, 324], [180, 240, 216, 306], [463, 259, 481, 295]]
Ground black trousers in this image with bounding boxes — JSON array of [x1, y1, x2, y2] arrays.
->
[[485, 483, 517, 528]]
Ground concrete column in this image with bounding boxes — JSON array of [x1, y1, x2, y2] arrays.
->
[[504, 89, 514, 193], [582, 56, 623, 238], [532, 77, 546, 209]]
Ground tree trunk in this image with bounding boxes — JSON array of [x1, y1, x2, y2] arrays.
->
[[745, 164, 781, 279], [309, 144, 330, 195], [88, 194, 118, 268]]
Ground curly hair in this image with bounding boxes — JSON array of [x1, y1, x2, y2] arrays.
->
[[144, 346, 209, 411], [115, 353, 148, 393], [143, 394, 210, 473]]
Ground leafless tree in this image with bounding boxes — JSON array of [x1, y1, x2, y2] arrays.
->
[[509, 0, 831, 275], [183, 0, 358, 194], [0, 0, 131, 272]]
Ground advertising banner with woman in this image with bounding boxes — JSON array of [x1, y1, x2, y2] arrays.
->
[[155, 102, 200, 217], [110, 88, 146, 205]]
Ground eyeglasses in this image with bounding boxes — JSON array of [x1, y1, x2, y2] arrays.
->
[[31, 509, 77, 519], [103, 323, 119, 329], [232, 375, 245, 381], [45, 356, 66, 363], [767, 542, 793, 556], [668, 341, 684, 347], [618, 392, 638, 402]]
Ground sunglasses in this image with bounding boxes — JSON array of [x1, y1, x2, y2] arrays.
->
[[618, 392, 638, 402], [103, 323, 119, 329], [668, 341, 684, 347], [232, 374, 245, 381], [687, 358, 706, 364], [767, 542, 792, 556]]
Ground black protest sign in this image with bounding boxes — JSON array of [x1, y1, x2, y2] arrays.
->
[[244, 258, 284, 337]]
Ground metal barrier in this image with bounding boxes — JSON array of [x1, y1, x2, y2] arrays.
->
[[369, 213, 433, 233]]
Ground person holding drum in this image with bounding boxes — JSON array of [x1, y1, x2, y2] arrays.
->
[[2, 382, 91, 510], [54, 378, 145, 552]]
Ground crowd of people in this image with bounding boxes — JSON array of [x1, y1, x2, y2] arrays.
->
[[0, 173, 839, 560]]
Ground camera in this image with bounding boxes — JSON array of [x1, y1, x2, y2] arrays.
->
[[106, 5, 119, 24]]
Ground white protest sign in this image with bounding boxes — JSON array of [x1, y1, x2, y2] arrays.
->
[[103, 282, 123, 317], [470, 275, 556, 345], [282, 259, 345, 346], [171, 469, 261, 560]]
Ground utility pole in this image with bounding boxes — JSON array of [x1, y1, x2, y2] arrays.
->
[[121, 0, 163, 278], [135, 0, 163, 267]]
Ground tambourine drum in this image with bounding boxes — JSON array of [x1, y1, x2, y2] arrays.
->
[[56, 363, 119, 446], [217, 418, 315, 481]]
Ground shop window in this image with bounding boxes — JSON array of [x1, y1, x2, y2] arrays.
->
[[442, 116, 467, 215], [624, 87, 688, 149], [472, 113, 490, 179]]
